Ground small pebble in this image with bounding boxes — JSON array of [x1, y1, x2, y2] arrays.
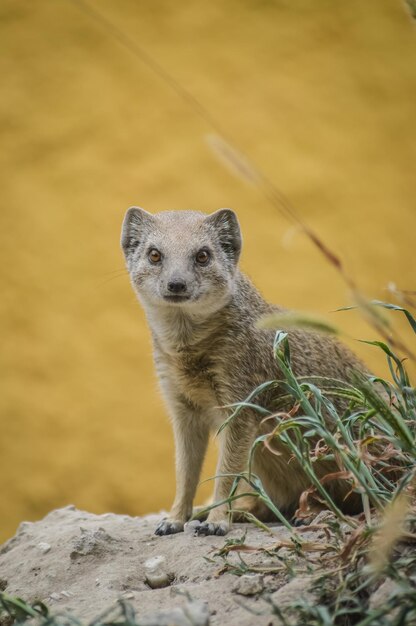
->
[[233, 574, 264, 596], [37, 542, 51, 554], [144, 555, 171, 589], [50, 592, 61, 601], [122, 591, 135, 599]]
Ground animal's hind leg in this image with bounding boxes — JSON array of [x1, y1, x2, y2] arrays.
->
[[230, 479, 278, 523]]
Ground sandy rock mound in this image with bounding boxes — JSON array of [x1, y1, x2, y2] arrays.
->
[[0, 506, 314, 625]]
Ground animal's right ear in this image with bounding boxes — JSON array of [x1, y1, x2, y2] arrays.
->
[[121, 207, 153, 260]]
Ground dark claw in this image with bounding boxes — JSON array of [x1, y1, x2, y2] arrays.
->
[[194, 521, 228, 536], [194, 523, 210, 536], [155, 519, 184, 536]]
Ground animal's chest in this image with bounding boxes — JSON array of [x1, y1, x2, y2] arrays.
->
[[174, 352, 220, 409], [156, 343, 231, 416]]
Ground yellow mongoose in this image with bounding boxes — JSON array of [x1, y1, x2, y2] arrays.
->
[[121, 208, 365, 536]]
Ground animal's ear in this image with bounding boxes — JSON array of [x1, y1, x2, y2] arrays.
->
[[121, 207, 154, 260], [205, 208, 242, 264]]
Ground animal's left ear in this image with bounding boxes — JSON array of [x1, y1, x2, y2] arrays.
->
[[205, 208, 242, 264]]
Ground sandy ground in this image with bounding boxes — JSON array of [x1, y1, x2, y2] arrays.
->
[[0, 506, 329, 626], [1, 506, 412, 625]]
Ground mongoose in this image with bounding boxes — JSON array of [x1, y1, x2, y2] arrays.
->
[[121, 207, 365, 536]]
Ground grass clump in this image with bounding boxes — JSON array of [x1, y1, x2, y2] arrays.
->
[[213, 299, 416, 625], [0, 595, 146, 626]]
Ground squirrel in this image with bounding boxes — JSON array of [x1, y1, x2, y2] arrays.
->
[[121, 207, 365, 536]]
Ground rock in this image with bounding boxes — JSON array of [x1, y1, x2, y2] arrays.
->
[[269, 576, 316, 625], [37, 542, 51, 554], [121, 591, 135, 600], [144, 555, 172, 589], [369, 578, 400, 609], [139, 600, 210, 626], [49, 592, 61, 601], [70, 527, 116, 559], [180, 600, 210, 626], [270, 575, 315, 606], [233, 574, 264, 596]]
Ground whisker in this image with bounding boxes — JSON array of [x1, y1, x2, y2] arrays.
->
[[97, 273, 130, 287], [101, 267, 129, 276]]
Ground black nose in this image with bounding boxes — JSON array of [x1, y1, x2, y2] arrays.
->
[[167, 280, 187, 294]]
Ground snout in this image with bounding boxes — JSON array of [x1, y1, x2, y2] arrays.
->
[[162, 276, 191, 303], [167, 279, 187, 294]]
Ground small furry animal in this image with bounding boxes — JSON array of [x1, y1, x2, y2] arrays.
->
[[121, 207, 365, 536]]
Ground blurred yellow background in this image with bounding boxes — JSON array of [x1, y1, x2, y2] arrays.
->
[[1, 0, 415, 542]]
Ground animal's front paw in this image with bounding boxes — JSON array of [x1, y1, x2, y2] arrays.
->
[[192, 520, 230, 536], [155, 518, 185, 536]]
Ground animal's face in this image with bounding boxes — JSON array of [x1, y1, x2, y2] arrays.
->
[[121, 208, 242, 313]]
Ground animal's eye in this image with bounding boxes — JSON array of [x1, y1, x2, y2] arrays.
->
[[148, 249, 162, 264], [196, 249, 210, 265]]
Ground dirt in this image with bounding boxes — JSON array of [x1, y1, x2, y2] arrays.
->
[[0, 506, 325, 626]]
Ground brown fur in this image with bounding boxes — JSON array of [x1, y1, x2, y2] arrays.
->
[[121, 207, 366, 536]]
